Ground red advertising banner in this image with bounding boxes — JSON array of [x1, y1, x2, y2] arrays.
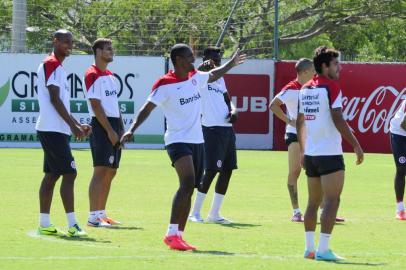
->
[[224, 74, 270, 134], [273, 61, 406, 153]]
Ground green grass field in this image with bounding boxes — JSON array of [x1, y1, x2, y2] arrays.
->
[[0, 149, 404, 270]]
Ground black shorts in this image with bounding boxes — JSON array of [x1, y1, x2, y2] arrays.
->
[[284, 132, 298, 146], [37, 131, 76, 175], [89, 117, 123, 168], [202, 126, 237, 171], [304, 155, 345, 177], [166, 143, 205, 187], [390, 133, 406, 167]]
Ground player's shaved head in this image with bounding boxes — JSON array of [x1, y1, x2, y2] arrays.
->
[[53, 29, 73, 41], [170, 43, 192, 65], [295, 58, 313, 74]]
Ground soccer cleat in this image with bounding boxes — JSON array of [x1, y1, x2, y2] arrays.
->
[[163, 235, 190, 251], [102, 217, 122, 225], [206, 215, 232, 224], [188, 213, 204, 223], [396, 210, 406, 220], [291, 212, 304, 222], [38, 224, 64, 236], [179, 237, 197, 251], [67, 224, 88, 237], [335, 216, 345, 222], [304, 250, 315, 259], [315, 249, 345, 261], [87, 218, 112, 227]]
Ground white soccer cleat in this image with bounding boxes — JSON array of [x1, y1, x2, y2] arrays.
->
[[206, 215, 232, 224], [188, 213, 204, 223]]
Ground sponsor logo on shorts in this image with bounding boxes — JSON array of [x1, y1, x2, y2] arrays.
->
[[71, 161, 76, 169], [399, 156, 406, 164], [217, 160, 222, 168], [109, 155, 115, 164]]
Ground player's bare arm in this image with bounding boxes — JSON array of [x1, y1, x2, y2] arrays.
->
[[48, 84, 84, 139], [269, 97, 296, 127], [208, 49, 247, 83], [121, 101, 156, 143], [89, 98, 118, 145], [400, 115, 406, 131], [296, 112, 306, 168], [331, 108, 364, 165], [223, 92, 238, 123]]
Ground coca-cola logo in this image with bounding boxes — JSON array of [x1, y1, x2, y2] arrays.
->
[[342, 86, 406, 134]]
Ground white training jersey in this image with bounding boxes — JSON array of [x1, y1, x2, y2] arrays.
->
[[275, 80, 302, 134], [390, 99, 406, 137], [147, 70, 210, 145], [200, 77, 232, 127], [35, 53, 71, 135], [299, 75, 343, 156], [84, 65, 120, 118]]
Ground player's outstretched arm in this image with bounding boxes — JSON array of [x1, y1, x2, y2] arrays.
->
[[208, 48, 247, 83], [331, 108, 364, 165], [296, 112, 306, 168], [269, 97, 295, 127], [120, 101, 156, 144]]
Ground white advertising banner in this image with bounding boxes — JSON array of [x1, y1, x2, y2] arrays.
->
[[0, 54, 166, 148]]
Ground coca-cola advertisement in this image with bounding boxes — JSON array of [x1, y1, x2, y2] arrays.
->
[[273, 61, 406, 153]]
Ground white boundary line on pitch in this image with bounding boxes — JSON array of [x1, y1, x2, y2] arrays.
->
[[26, 231, 120, 249]]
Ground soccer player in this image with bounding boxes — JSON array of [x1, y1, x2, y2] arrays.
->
[[389, 99, 406, 220], [121, 44, 246, 250], [269, 58, 314, 222], [36, 29, 90, 237], [84, 38, 124, 227], [188, 47, 238, 224], [297, 46, 364, 261]]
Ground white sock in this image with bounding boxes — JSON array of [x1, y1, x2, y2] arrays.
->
[[177, 230, 184, 237], [99, 210, 107, 218], [66, 212, 77, 228], [166, 224, 178, 237], [305, 231, 315, 251], [209, 192, 225, 218], [40, 213, 51, 227], [317, 233, 331, 253], [191, 191, 206, 216], [319, 208, 324, 215], [88, 211, 99, 222], [293, 208, 301, 215], [397, 201, 405, 212]]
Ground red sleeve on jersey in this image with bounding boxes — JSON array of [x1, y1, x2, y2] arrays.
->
[[84, 66, 101, 91], [326, 80, 341, 107], [281, 80, 302, 91], [43, 55, 61, 84]]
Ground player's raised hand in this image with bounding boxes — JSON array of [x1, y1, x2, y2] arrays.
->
[[231, 48, 247, 67], [354, 145, 364, 165], [120, 130, 134, 144]]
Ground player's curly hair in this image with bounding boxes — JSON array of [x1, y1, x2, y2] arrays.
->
[[313, 46, 340, 74]]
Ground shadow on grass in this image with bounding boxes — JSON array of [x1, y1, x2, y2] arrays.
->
[[103, 226, 144, 231], [332, 261, 387, 267], [219, 222, 261, 229], [56, 235, 111, 244], [192, 250, 235, 256]]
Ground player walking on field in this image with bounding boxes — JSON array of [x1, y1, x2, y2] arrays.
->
[[36, 29, 90, 237], [121, 44, 246, 250], [297, 46, 364, 261], [85, 38, 124, 227], [389, 99, 406, 220], [189, 47, 238, 225]]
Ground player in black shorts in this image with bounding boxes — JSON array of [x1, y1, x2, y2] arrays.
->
[[35, 29, 90, 237], [189, 47, 238, 224], [85, 38, 124, 227]]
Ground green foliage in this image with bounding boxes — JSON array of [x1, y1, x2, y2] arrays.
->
[[0, 0, 404, 61]]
